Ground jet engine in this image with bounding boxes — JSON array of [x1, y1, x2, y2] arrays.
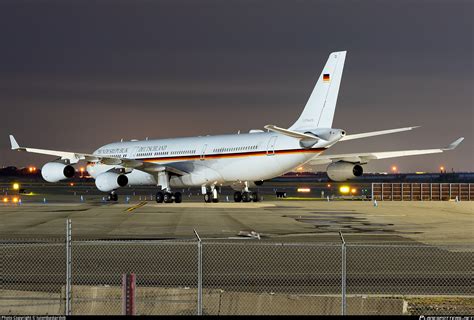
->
[[41, 162, 75, 183], [326, 161, 363, 181], [95, 172, 128, 192]]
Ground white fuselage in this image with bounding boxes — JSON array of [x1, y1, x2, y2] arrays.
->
[[86, 132, 332, 189]]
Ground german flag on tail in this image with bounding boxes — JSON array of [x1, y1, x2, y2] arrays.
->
[[323, 74, 330, 82]]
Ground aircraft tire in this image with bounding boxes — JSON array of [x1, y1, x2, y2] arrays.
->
[[204, 193, 212, 203], [242, 192, 252, 203], [164, 192, 174, 203], [233, 191, 242, 202], [252, 192, 261, 202], [174, 192, 182, 203], [156, 192, 164, 203]]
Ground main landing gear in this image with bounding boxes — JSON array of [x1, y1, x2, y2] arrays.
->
[[155, 191, 182, 203], [154, 171, 182, 204], [234, 191, 261, 202], [232, 181, 261, 202]]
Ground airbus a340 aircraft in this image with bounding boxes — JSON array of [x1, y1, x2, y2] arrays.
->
[[9, 51, 463, 203]]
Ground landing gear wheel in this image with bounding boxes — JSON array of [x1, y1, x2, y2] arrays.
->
[[242, 192, 252, 203], [234, 191, 242, 202], [174, 192, 182, 203], [212, 197, 219, 203], [155, 192, 164, 203], [108, 192, 118, 201], [163, 192, 174, 203], [204, 193, 212, 203], [252, 192, 261, 202]]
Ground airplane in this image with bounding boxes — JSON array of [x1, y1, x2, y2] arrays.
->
[[9, 51, 464, 203]]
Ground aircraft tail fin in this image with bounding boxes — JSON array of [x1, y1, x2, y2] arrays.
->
[[289, 51, 346, 131]]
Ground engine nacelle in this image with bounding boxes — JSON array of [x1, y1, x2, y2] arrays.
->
[[41, 162, 75, 183], [326, 161, 363, 181], [95, 172, 128, 192]]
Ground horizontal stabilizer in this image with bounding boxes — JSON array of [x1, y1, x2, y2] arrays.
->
[[264, 125, 319, 140], [340, 126, 420, 141]]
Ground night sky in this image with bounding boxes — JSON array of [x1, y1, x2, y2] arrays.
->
[[0, 0, 472, 172]]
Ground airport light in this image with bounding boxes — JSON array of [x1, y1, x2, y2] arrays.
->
[[28, 166, 36, 173], [440, 166, 445, 173], [339, 186, 350, 194], [327, 184, 331, 188], [351, 188, 357, 194], [2, 197, 8, 203], [12, 183, 20, 191], [391, 166, 398, 173], [297, 188, 311, 193], [70, 182, 75, 187], [12, 197, 19, 203]]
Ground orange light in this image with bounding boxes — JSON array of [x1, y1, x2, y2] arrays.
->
[[70, 183, 75, 186], [327, 184, 331, 188], [80, 167, 85, 172], [351, 188, 357, 194], [391, 166, 397, 172], [12, 197, 19, 203], [3, 197, 8, 203], [297, 167, 304, 171], [440, 166, 445, 172], [297, 188, 311, 193]]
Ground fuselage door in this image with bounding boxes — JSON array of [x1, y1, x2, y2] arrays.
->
[[266, 136, 277, 156], [200, 144, 208, 160]]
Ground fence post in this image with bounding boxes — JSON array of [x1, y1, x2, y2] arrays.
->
[[194, 229, 203, 316], [339, 231, 346, 316], [65, 219, 72, 315], [122, 273, 136, 315]]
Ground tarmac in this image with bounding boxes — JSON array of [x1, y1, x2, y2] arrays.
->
[[0, 184, 473, 314], [0, 190, 472, 250]]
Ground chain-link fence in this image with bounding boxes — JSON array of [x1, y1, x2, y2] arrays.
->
[[1, 223, 473, 315]]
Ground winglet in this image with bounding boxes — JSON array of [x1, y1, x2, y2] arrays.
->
[[444, 137, 464, 150], [9, 135, 20, 150]]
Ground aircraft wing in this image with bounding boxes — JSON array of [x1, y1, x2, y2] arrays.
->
[[308, 137, 464, 165], [9, 135, 188, 176]]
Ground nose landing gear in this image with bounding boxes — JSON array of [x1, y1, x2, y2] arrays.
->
[[108, 191, 118, 201]]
